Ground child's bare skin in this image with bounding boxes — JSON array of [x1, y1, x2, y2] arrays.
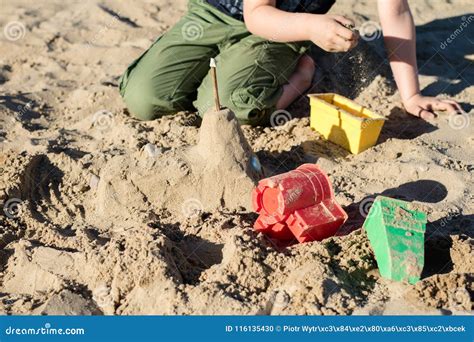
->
[[276, 55, 315, 110], [244, 0, 462, 119]]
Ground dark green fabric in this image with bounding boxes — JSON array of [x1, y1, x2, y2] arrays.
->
[[119, 0, 309, 125]]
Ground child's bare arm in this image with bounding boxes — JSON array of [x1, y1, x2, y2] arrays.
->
[[378, 0, 462, 119], [243, 0, 358, 52]]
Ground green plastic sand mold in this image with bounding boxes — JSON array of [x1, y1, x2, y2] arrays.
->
[[363, 196, 427, 285]]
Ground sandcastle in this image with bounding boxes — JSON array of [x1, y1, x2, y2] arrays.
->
[[95, 108, 263, 224]]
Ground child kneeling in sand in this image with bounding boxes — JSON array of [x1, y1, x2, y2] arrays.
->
[[119, 0, 461, 125]]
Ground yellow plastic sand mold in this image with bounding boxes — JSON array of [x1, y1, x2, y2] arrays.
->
[[308, 93, 386, 154]]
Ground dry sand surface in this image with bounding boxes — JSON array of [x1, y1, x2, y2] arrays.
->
[[0, 0, 473, 315]]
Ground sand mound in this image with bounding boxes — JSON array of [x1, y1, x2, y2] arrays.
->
[[95, 109, 261, 228]]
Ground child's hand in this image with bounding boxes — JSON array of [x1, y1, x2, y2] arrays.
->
[[403, 94, 463, 120], [309, 15, 359, 52]]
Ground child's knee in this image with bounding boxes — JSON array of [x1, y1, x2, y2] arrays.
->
[[122, 93, 157, 121], [121, 83, 188, 121]]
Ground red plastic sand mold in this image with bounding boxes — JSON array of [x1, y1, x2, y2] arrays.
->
[[252, 164, 348, 243]]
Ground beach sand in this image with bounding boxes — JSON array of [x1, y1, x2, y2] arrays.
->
[[0, 0, 472, 315]]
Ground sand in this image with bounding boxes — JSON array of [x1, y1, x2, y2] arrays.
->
[[0, 0, 473, 315]]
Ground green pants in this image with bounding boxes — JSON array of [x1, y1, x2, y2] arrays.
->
[[119, 0, 308, 126]]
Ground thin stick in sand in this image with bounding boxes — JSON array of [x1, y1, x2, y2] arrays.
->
[[210, 58, 221, 111]]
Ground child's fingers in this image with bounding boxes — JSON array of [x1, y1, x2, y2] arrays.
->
[[332, 36, 352, 51], [348, 36, 359, 49], [418, 109, 436, 120], [432, 100, 459, 113], [407, 104, 436, 119], [332, 15, 355, 28], [336, 25, 358, 41], [440, 99, 464, 113]]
